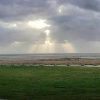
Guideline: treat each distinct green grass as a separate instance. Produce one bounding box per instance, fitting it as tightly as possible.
[0,65,100,100]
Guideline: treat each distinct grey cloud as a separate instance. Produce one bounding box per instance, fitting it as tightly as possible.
[49,14,100,43]
[58,0,100,12]
[71,0,100,12]
[0,0,51,21]
[72,40,100,53]
[0,0,100,53]
[0,0,100,21]
[0,27,46,46]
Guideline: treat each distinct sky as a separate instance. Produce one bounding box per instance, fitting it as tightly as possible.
[0,0,100,53]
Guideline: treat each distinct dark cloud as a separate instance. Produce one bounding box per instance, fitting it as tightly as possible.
[0,0,100,20]
[0,0,51,21]
[0,0,100,53]
[58,0,100,12]
[72,0,100,11]
[49,13,100,42]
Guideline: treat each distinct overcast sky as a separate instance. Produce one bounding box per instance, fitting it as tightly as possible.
[0,0,100,53]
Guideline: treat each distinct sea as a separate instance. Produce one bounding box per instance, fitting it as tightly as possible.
[0,53,100,61]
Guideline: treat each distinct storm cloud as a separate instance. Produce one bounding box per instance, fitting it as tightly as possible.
[0,0,100,53]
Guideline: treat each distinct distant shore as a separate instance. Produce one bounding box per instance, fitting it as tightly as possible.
[0,58,100,65]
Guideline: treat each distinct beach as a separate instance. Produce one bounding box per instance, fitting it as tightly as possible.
[0,58,99,65]
[0,53,100,65]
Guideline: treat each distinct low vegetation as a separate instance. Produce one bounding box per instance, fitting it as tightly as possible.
[0,65,100,100]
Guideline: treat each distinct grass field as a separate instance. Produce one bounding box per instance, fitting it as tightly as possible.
[0,65,100,100]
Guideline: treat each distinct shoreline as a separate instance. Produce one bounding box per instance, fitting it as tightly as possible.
[0,58,100,65]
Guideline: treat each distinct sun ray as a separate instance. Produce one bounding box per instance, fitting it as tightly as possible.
[28,19,50,29]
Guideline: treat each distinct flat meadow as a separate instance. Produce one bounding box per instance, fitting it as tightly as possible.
[0,65,100,100]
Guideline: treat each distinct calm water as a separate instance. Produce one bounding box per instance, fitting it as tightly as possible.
[0,53,100,60]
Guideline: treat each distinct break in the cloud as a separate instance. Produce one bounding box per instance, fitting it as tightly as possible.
[0,0,100,53]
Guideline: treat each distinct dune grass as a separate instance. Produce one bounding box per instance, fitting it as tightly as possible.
[0,65,100,100]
